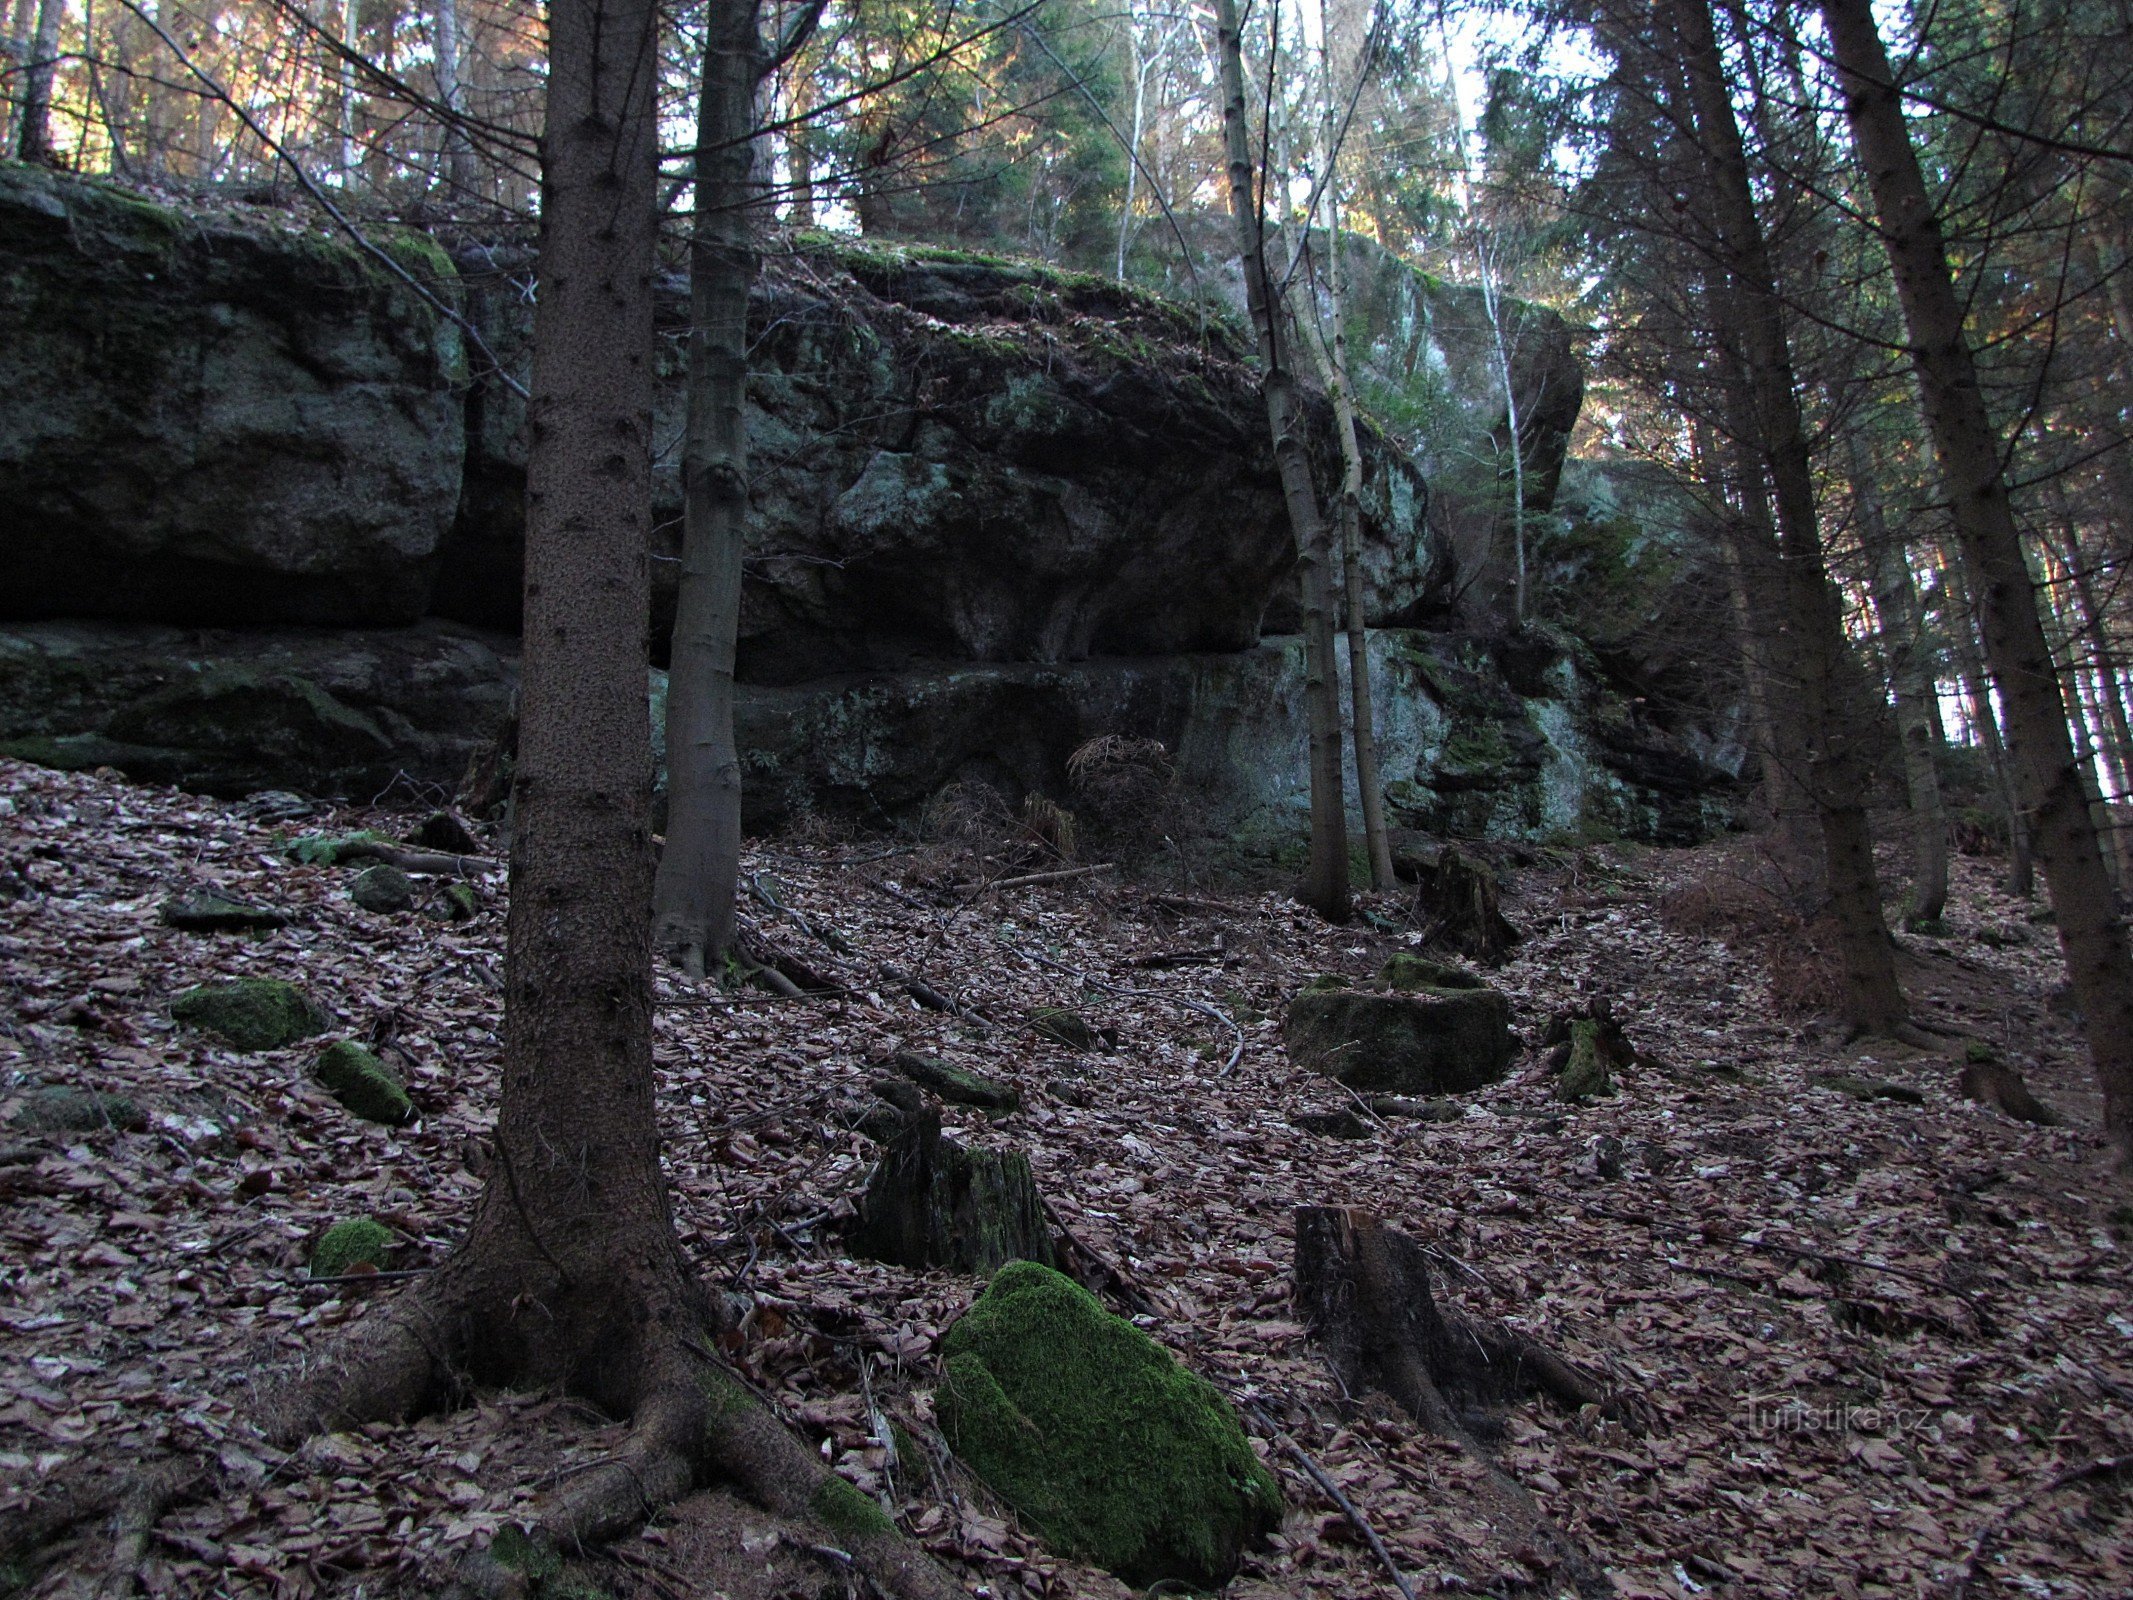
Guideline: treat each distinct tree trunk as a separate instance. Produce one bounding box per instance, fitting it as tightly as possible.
[651,0,764,978]
[1849,434,1948,923]
[432,0,479,206]
[1673,0,1905,1034]
[1821,0,2133,1163]
[1942,554,2035,893]
[15,0,61,164]
[1214,0,1348,922]
[1477,256,1529,625]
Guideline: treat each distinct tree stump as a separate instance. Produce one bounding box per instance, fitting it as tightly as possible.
[851,1108,1057,1274]
[1408,847,1521,964]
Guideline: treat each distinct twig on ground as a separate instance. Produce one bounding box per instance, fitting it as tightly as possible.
[1243,1402,1419,1600]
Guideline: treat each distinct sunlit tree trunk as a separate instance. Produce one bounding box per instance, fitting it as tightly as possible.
[1215,0,1348,922]
[1674,0,1906,1034]
[1822,0,2133,1162]
[15,0,61,164]
[653,0,768,977]
[433,0,478,205]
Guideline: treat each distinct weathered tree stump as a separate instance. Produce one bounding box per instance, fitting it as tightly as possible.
[1541,997,1638,1103]
[850,1108,1057,1274]
[1959,1051,2060,1125]
[1406,846,1522,964]
[1292,1207,1605,1431]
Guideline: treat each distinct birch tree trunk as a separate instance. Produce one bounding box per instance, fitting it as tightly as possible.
[1215,0,1348,921]
[1821,0,2133,1162]
[652,0,767,977]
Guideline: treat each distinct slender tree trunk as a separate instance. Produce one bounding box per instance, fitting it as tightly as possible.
[1822,0,2133,1161]
[1116,7,1145,281]
[1942,554,2035,893]
[651,0,764,977]
[1477,256,1529,625]
[15,0,61,164]
[786,74,816,228]
[1674,0,1905,1033]
[1215,0,1348,921]
[432,0,478,205]
[1849,435,1948,923]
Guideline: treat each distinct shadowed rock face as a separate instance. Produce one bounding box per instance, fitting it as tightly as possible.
[437,239,1444,679]
[0,167,467,627]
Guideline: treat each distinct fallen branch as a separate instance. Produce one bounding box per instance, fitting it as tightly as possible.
[1243,1402,1419,1600]
[336,840,498,877]
[979,863,1116,893]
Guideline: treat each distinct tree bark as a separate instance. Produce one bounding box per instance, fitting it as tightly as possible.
[651,0,764,978]
[1941,553,2035,893]
[14,0,61,164]
[1848,434,1948,924]
[1673,0,1905,1034]
[1821,0,2133,1163]
[432,0,479,206]
[1214,0,1348,922]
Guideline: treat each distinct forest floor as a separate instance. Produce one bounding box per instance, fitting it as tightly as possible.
[2,756,2130,1600]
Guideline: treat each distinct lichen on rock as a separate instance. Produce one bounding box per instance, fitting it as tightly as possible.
[171,978,330,1051]
[939,1261,1279,1587]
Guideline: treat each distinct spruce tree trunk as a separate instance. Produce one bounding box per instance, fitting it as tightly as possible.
[1821,0,2133,1162]
[1673,0,1905,1033]
[1215,0,1349,921]
[1849,436,1948,923]
[651,0,765,978]
[433,0,479,206]
[1942,556,2035,894]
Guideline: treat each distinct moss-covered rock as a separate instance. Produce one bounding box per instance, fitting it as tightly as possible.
[171,978,330,1050]
[10,1085,145,1133]
[349,864,415,914]
[1811,1071,1924,1106]
[310,1216,392,1277]
[1286,981,1514,1096]
[1378,952,1484,991]
[941,1262,1279,1586]
[288,830,388,866]
[160,890,288,932]
[1556,1018,1618,1103]
[315,1040,412,1125]
[1030,1007,1100,1049]
[892,1050,1020,1110]
[439,881,480,921]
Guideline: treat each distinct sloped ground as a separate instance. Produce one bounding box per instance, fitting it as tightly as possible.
[1,757,2128,1600]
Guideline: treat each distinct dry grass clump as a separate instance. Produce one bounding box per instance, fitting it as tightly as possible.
[1068,735,1177,831]
[1661,850,1844,1016]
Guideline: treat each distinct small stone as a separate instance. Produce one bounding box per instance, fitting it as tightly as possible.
[893,1050,1020,1110]
[1030,1007,1101,1049]
[287,830,388,867]
[1290,1108,1371,1139]
[171,978,330,1051]
[310,1217,393,1278]
[438,881,479,921]
[315,1040,413,1126]
[160,890,288,933]
[349,864,415,914]
[10,1086,145,1133]
[410,810,483,855]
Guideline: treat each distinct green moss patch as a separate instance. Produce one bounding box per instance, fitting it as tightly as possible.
[893,1050,1019,1110]
[809,1474,895,1542]
[310,1217,392,1277]
[171,978,330,1051]
[10,1085,145,1133]
[315,1040,412,1125]
[1556,1018,1618,1103]
[349,863,415,914]
[940,1261,1279,1587]
[1377,952,1484,991]
[287,830,388,866]
[160,891,288,932]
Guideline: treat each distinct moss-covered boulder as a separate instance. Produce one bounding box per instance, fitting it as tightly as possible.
[1286,978,1514,1095]
[10,1085,145,1133]
[171,978,330,1051]
[349,864,415,914]
[1030,1007,1100,1049]
[310,1217,392,1277]
[940,1262,1280,1586]
[315,1040,412,1125]
[1378,951,1485,992]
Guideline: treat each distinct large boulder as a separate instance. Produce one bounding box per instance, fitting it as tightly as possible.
[0,619,514,798]
[0,168,467,626]
[438,238,1444,673]
[939,1261,1281,1587]
[1286,968,1516,1095]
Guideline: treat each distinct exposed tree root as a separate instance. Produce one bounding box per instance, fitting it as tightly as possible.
[1294,1206,1618,1599]
[1,1454,207,1598]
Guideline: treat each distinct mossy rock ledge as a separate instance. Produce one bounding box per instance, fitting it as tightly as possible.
[171,978,330,1051]
[1286,964,1514,1096]
[940,1262,1280,1587]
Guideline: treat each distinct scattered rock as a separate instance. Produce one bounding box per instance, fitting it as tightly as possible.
[1378,951,1486,991]
[288,830,390,867]
[349,864,416,914]
[310,1217,393,1278]
[438,881,480,921]
[1958,1046,2060,1126]
[171,978,330,1051]
[315,1041,413,1126]
[849,1107,1056,1274]
[1030,1007,1104,1049]
[1285,972,1514,1096]
[159,890,288,933]
[10,1085,145,1133]
[1810,1071,1925,1105]
[1290,1107,1372,1139]
[892,1050,1020,1111]
[939,1260,1281,1588]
